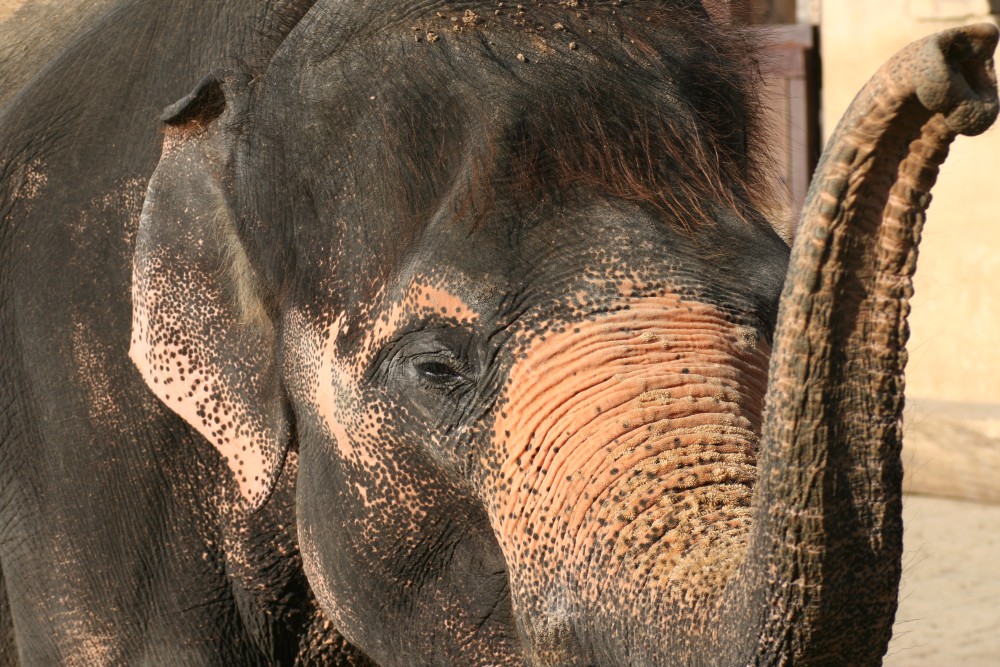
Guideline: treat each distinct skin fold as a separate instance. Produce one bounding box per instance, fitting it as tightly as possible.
[1,1,997,665]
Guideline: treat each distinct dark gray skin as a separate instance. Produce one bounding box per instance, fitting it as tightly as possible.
[2,1,998,666]
[0,1,365,664]
[0,0,119,110]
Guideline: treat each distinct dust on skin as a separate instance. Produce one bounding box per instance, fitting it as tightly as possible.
[409,2,605,58]
[299,520,350,638]
[21,160,47,200]
[487,285,771,638]
[84,177,146,250]
[6,159,48,216]
[66,179,152,436]
[53,600,115,667]
[46,537,118,666]
[68,176,148,432]
[71,320,126,432]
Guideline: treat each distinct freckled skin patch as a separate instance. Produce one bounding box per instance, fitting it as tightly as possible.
[285,274,524,665]
[486,291,770,661]
[130,121,287,508]
[286,279,481,471]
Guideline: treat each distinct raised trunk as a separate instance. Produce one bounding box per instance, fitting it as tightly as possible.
[718,24,999,664]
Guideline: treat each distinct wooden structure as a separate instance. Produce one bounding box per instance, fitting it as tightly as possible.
[755,24,821,235]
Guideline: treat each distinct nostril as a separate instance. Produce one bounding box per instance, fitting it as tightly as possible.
[948,38,997,99]
[958,26,999,96]
[958,55,994,96]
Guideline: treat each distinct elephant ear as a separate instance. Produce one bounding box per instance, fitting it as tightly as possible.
[130,74,287,510]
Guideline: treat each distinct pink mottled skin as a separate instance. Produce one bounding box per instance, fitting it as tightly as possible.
[2,0,995,663]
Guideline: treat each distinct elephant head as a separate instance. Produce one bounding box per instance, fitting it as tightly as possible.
[129,1,999,664]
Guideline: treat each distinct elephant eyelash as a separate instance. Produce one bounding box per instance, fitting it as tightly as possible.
[410,353,475,393]
[416,360,465,382]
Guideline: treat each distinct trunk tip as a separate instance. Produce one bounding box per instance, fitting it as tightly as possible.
[918,23,1000,136]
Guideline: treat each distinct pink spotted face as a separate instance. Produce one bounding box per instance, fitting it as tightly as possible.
[277,201,788,666]
[282,269,521,664]
[205,9,794,662]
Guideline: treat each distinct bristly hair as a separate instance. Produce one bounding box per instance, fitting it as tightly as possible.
[508,1,772,233]
[373,0,775,238]
[236,0,779,296]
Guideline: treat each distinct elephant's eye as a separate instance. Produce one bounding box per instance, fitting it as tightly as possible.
[412,357,469,391]
[416,360,465,384]
[380,329,478,408]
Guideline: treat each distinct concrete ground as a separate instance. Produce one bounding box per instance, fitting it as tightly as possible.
[888,401,1000,665]
[886,494,1000,666]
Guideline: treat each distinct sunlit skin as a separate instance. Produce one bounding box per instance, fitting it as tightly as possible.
[2,0,996,663]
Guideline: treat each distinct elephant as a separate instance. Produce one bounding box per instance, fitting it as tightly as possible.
[1,0,997,665]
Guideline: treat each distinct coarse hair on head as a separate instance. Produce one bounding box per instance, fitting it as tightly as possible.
[372,0,776,237]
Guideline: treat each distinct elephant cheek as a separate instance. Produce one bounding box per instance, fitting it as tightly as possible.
[299,514,350,632]
[484,296,770,655]
[282,311,387,636]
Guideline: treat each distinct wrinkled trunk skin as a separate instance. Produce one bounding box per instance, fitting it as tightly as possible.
[486,294,772,665]
[719,24,1000,665]
[488,25,998,666]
